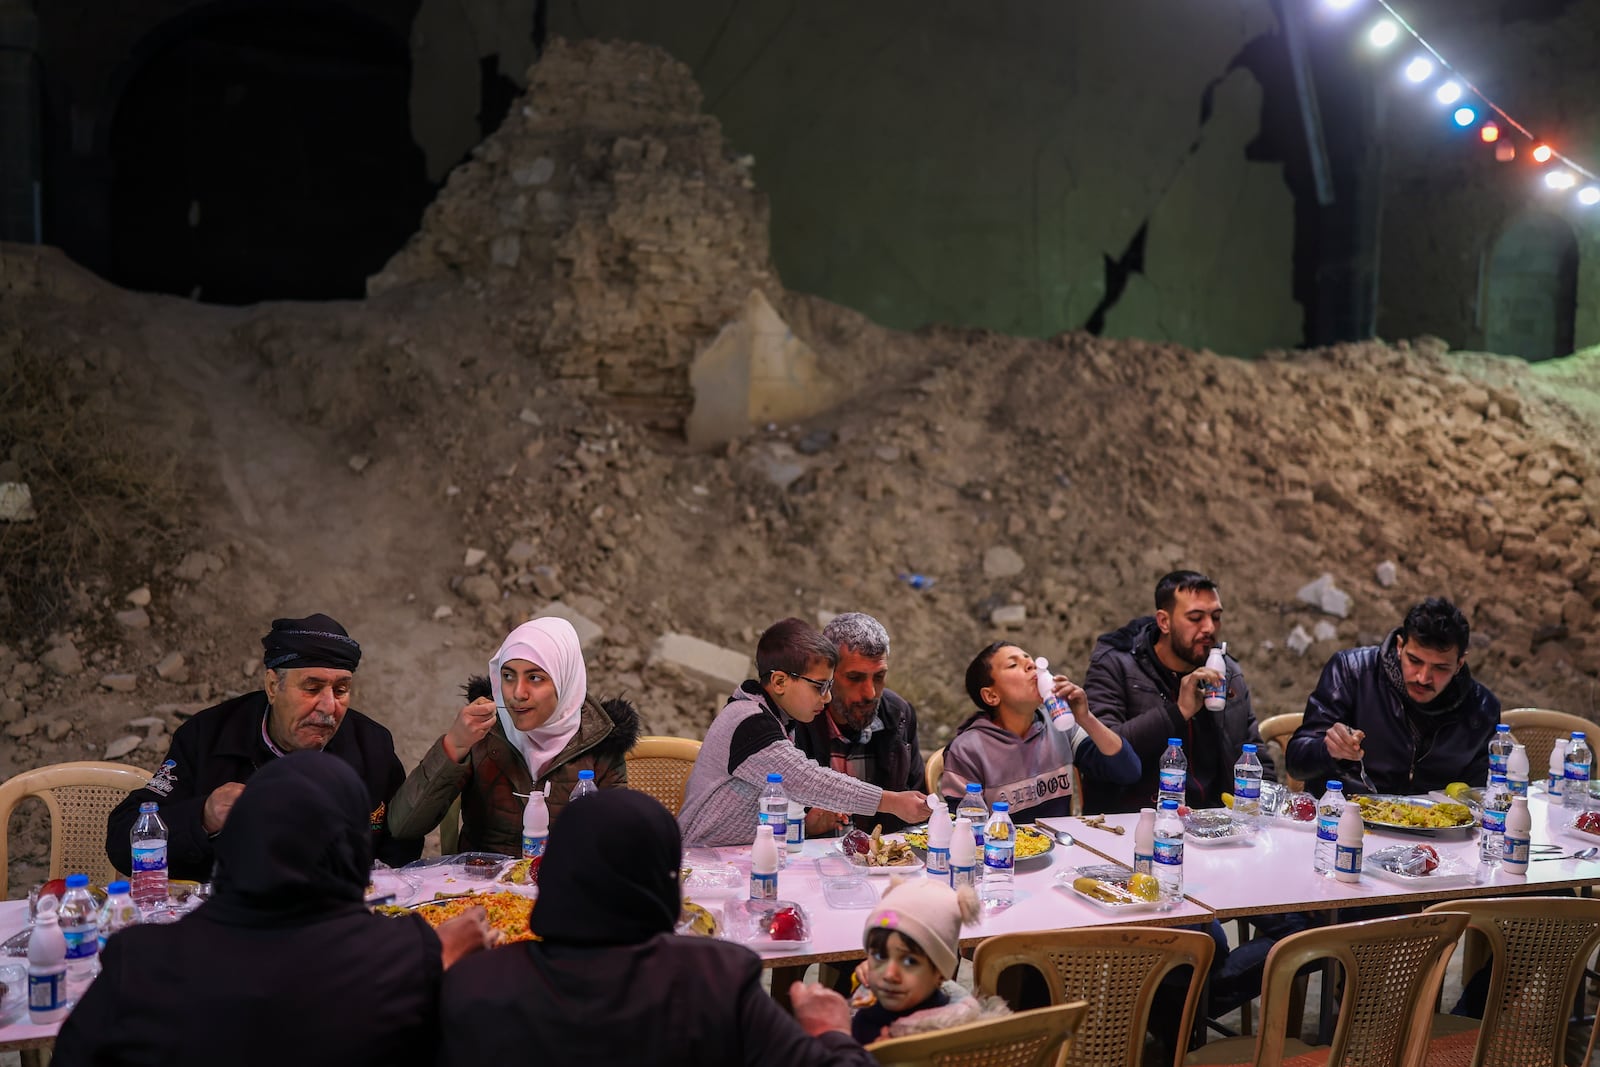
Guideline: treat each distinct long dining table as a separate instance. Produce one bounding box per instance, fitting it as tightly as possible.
[3,789,1597,1055]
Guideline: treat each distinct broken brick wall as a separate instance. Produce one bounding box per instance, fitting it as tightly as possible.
[1374,0,1600,358]
[419,0,1302,357]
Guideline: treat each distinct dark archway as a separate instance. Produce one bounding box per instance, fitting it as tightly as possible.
[1483,211,1579,362]
[108,4,433,304]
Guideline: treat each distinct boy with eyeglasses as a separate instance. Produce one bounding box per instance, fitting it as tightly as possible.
[679,617,931,846]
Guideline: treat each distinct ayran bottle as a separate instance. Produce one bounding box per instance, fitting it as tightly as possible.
[1502,796,1532,875]
[949,816,978,891]
[785,801,805,853]
[1202,644,1229,711]
[1549,737,1569,800]
[749,824,779,901]
[1035,657,1075,732]
[1506,743,1529,798]
[925,801,953,882]
[1334,800,1364,883]
[1132,807,1156,876]
[520,788,550,883]
[27,897,70,1023]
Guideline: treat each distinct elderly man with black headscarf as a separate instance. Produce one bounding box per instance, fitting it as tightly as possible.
[57,752,493,1067]
[106,612,423,880]
[438,789,877,1067]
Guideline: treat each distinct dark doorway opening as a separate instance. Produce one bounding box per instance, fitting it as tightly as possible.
[108,5,434,304]
[1482,212,1579,362]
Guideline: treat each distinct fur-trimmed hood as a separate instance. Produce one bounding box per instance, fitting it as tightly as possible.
[465,675,641,758]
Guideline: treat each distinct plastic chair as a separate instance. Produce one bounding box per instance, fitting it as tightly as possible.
[867,1000,1088,1067]
[625,735,701,816]
[1499,708,1593,783]
[1185,911,1469,1067]
[974,927,1215,1067]
[1419,896,1600,1067]
[0,760,152,884]
[1256,713,1304,793]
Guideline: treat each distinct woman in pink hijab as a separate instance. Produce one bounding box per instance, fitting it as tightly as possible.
[388,617,640,854]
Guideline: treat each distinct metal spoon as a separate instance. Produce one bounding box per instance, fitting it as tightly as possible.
[1048,827,1076,848]
[1532,846,1600,862]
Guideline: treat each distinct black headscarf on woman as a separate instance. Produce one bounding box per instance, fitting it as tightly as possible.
[204,750,373,927]
[528,789,682,946]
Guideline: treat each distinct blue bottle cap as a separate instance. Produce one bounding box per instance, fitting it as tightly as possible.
[1168,738,1182,747]
[1327,780,1343,790]
[139,802,157,813]
[1242,743,1257,753]
[578,770,595,781]
[65,874,89,888]
[107,881,130,894]
[993,802,1009,812]
[766,773,782,783]
[1159,799,1179,810]
[1496,724,1510,732]
[1575,732,1587,740]
[966,782,983,793]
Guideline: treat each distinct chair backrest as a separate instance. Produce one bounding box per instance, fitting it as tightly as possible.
[0,761,152,885]
[1255,713,1304,792]
[927,747,945,795]
[1500,708,1594,781]
[1252,911,1468,1067]
[867,1001,1087,1067]
[973,927,1215,1067]
[1422,896,1600,1067]
[625,735,702,816]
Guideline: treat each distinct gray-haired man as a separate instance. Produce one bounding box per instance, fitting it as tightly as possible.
[792,613,927,835]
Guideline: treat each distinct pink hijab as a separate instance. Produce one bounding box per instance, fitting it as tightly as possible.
[490,617,588,779]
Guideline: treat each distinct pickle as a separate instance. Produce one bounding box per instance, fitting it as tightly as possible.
[1072,876,1136,904]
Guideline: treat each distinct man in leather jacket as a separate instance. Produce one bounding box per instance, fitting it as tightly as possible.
[1287,597,1501,796]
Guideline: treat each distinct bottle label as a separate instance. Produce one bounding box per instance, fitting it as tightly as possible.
[1504,833,1531,867]
[983,842,1014,871]
[521,834,547,863]
[950,864,977,890]
[1507,776,1528,797]
[925,845,950,875]
[1133,851,1153,876]
[785,819,803,849]
[1334,843,1362,876]
[1154,837,1183,867]
[131,844,167,872]
[1550,774,1566,797]
[749,872,778,901]
[1566,760,1590,784]
[1158,769,1185,795]
[758,810,788,840]
[1042,694,1074,728]
[63,925,97,961]
[29,970,65,1013]
[1316,813,1339,843]
[1481,809,1506,834]
[1233,775,1260,800]
[1489,754,1508,775]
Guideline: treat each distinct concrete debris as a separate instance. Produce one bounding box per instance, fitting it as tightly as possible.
[0,482,37,522]
[1375,560,1397,588]
[991,605,1028,628]
[99,673,138,693]
[125,586,152,607]
[983,546,1026,579]
[173,550,224,583]
[1312,620,1339,643]
[115,608,150,630]
[104,735,143,760]
[1285,625,1314,656]
[155,652,189,684]
[647,632,751,694]
[458,574,501,607]
[463,547,487,569]
[40,641,83,677]
[538,601,604,647]
[1296,573,1352,618]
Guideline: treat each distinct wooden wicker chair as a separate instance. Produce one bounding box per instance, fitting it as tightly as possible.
[1419,896,1600,1067]
[0,760,151,885]
[1499,708,1594,783]
[974,927,1215,1067]
[867,1001,1088,1067]
[1186,911,1469,1067]
[625,735,701,816]
[1255,713,1303,793]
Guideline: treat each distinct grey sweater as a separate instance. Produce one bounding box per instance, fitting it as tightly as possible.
[679,682,884,846]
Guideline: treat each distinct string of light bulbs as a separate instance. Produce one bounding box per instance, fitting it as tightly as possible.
[1322,0,1600,207]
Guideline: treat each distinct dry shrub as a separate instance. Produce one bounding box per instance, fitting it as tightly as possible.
[0,336,187,642]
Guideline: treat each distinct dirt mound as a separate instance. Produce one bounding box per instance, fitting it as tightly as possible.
[4,38,1599,893]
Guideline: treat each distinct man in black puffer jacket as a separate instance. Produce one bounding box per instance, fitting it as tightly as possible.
[1288,597,1500,796]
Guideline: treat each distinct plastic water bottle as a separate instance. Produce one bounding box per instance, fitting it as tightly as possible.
[1154,799,1184,901]
[925,801,953,882]
[1202,644,1229,711]
[521,788,550,882]
[1503,796,1531,876]
[1132,807,1156,876]
[1232,744,1263,829]
[749,824,779,900]
[950,816,978,891]
[1035,657,1074,732]
[1506,743,1529,798]
[1564,732,1592,811]
[1312,781,1345,875]
[759,774,788,869]
[980,801,1016,909]
[59,873,99,995]
[97,880,140,952]
[130,801,169,912]
[956,783,988,851]
[1158,739,1186,808]
[1487,724,1514,786]
[1479,774,1510,867]
[785,800,804,853]
[28,896,70,1023]
[1549,738,1569,799]
[1334,802,1363,883]
[570,768,598,802]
